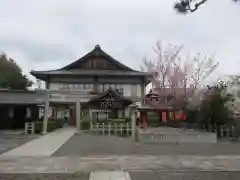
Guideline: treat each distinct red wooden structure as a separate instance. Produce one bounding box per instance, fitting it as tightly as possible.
[137,90,187,126]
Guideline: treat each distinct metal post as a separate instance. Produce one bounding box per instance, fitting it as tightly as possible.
[108,123,111,136]
[31,122,35,134]
[102,123,105,135]
[97,123,99,135]
[114,123,117,135]
[120,124,123,136]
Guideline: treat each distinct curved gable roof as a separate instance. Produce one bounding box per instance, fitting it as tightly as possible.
[60,45,134,71]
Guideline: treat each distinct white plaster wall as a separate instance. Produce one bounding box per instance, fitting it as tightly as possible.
[49,82,143,98]
[49,83,62,90]
[137,84,141,97]
[124,108,129,118]
[123,84,131,96]
[118,110,123,118]
[48,107,53,118]
[122,84,141,97]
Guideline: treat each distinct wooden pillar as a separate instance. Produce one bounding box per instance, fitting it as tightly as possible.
[42,92,50,134]
[159,111,162,122]
[162,111,167,122]
[76,99,81,131]
[140,111,143,126]
[141,111,147,127]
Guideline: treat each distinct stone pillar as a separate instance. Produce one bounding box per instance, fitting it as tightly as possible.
[124,108,129,118]
[76,99,81,131]
[131,106,138,142]
[42,92,50,134]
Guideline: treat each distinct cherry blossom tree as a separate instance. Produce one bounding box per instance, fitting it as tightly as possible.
[141,41,219,110]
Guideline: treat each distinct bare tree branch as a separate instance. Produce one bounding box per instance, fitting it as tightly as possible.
[141,41,219,109]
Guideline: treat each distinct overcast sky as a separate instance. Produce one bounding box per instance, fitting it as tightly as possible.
[0,0,239,86]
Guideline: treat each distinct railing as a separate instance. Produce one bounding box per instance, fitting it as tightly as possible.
[213,125,238,140]
[161,123,240,140]
[90,122,132,136]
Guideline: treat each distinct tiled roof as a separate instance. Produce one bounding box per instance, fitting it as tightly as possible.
[61,45,134,71]
[30,45,151,80]
[0,90,46,104]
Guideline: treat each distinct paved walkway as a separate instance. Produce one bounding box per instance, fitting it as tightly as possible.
[90,171,131,180]
[0,127,76,157]
[0,134,38,155]
[1,155,240,173]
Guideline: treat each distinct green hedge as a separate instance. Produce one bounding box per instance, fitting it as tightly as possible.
[108,118,126,123]
[80,116,92,130]
[34,118,64,133]
[147,118,160,126]
[81,120,91,130]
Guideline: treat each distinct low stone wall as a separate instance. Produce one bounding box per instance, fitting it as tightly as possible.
[139,127,217,143]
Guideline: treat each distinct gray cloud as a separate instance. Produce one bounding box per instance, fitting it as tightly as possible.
[0,0,239,85]
[0,37,75,63]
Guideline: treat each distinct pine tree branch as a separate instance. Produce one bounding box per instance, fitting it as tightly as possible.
[187,0,208,12]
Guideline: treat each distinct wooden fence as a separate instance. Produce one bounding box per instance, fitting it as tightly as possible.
[90,122,132,136]
[24,122,35,134]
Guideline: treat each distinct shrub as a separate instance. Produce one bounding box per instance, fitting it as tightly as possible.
[110,118,126,123]
[147,118,160,126]
[48,118,65,128]
[80,120,91,130]
[82,116,92,122]
[34,120,62,134]
[124,117,131,123]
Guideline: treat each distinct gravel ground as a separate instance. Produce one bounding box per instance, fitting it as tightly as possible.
[53,133,240,156]
[0,171,240,180]
[129,171,240,180]
[0,134,38,155]
[0,173,89,180]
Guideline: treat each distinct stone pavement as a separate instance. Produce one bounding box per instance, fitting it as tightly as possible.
[0,127,76,157]
[1,171,240,180]
[1,155,240,173]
